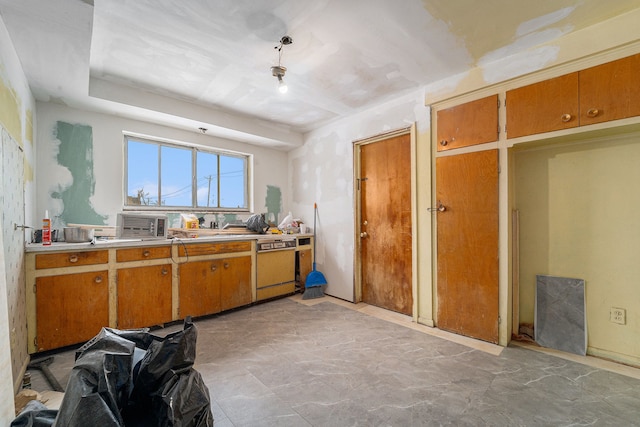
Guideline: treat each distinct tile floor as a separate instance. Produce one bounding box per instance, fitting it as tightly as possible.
[26,295,640,426]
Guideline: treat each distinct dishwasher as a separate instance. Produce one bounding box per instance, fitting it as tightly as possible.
[256,237,296,301]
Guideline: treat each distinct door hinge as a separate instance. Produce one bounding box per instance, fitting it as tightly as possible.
[498,315,502,324]
[34,336,37,348]
[33,283,36,294]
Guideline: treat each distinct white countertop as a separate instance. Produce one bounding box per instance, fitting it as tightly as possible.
[25,233,312,252]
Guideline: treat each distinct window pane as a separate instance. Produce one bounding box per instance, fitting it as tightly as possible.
[220,155,246,208]
[160,145,192,207]
[196,151,218,207]
[127,140,159,206]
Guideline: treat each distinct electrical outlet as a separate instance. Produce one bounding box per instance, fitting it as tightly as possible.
[610,307,626,325]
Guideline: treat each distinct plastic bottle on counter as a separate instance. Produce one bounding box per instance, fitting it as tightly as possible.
[42,210,52,246]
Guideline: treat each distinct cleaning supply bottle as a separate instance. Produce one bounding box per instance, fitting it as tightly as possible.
[42,210,52,246]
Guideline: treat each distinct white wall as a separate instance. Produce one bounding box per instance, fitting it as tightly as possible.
[289,90,431,303]
[1,11,36,422]
[35,102,290,229]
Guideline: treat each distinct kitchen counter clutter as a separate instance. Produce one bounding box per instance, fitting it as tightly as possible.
[24,233,313,353]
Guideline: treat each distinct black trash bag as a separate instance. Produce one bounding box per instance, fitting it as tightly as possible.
[10,400,57,427]
[246,213,269,234]
[53,328,139,427]
[123,318,214,427]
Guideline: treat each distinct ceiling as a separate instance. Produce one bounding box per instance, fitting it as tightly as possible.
[2,0,640,150]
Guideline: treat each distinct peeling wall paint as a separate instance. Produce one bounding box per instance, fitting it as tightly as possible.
[264,185,282,224]
[0,74,21,145]
[52,121,107,226]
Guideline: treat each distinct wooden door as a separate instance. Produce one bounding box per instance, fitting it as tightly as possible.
[360,133,412,315]
[179,260,221,318]
[436,150,499,343]
[580,53,640,125]
[220,256,252,311]
[437,95,499,151]
[36,271,109,351]
[506,73,579,138]
[117,264,172,329]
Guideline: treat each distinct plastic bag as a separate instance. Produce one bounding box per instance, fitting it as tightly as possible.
[246,213,269,234]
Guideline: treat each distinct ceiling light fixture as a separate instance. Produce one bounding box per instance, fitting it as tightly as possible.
[271,35,293,94]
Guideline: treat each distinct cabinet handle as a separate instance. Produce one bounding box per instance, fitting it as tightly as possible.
[587,108,600,118]
[68,255,78,263]
[95,275,103,284]
[143,250,150,257]
[561,113,572,123]
[301,252,305,257]
[439,139,448,146]
[223,262,230,269]
[161,268,169,276]
[210,264,217,272]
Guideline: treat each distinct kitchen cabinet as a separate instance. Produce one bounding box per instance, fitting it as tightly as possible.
[117,264,173,329]
[179,260,222,318]
[297,249,312,287]
[35,270,109,352]
[507,53,640,139]
[219,256,252,311]
[579,53,640,125]
[506,73,579,138]
[436,94,499,151]
[179,256,251,317]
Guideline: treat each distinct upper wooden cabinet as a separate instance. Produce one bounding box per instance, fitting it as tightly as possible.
[506,73,579,138]
[579,53,640,125]
[436,94,499,151]
[507,53,640,139]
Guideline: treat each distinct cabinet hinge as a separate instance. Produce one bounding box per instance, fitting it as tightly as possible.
[498,315,502,324]
[33,284,36,294]
[34,336,37,348]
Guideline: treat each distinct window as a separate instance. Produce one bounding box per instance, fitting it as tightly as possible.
[125,135,250,211]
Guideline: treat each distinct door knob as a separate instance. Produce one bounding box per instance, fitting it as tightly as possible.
[428,202,447,212]
[360,232,368,238]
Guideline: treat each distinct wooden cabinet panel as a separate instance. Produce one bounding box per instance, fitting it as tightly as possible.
[178,241,251,257]
[298,249,312,287]
[507,72,579,138]
[220,256,252,311]
[36,250,108,269]
[36,270,109,351]
[579,53,640,125]
[179,260,221,318]
[117,264,172,329]
[116,246,171,262]
[436,94,498,151]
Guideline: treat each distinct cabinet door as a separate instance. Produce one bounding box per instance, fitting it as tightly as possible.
[36,271,109,351]
[220,256,252,311]
[580,53,640,125]
[507,73,579,138]
[179,260,221,318]
[117,264,172,329]
[298,249,312,287]
[436,94,498,151]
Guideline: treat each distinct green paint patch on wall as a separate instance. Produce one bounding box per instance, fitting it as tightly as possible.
[265,185,282,224]
[52,121,107,225]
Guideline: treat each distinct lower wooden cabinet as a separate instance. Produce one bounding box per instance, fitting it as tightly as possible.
[297,249,312,287]
[179,260,222,318]
[117,264,173,329]
[179,256,252,317]
[35,270,109,352]
[220,256,252,311]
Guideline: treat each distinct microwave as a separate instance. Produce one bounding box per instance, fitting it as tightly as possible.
[117,213,168,240]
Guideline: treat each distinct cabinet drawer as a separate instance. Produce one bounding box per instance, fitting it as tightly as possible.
[178,241,251,257]
[35,250,108,269]
[116,246,171,262]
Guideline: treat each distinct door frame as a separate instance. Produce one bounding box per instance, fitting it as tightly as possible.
[352,125,418,318]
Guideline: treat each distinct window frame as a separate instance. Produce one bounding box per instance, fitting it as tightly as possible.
[123,134,252,213]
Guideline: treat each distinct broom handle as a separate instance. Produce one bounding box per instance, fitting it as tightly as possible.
[313,202,317,265]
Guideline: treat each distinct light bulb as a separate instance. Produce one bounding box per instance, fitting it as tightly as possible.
[278,79,288,93]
